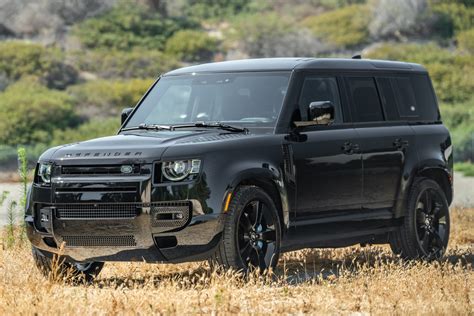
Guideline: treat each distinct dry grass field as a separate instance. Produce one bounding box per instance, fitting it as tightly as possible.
[0,207,473,315]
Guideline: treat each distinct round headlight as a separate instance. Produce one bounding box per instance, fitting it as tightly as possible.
[38,163,52,184]
[162,159,201,181]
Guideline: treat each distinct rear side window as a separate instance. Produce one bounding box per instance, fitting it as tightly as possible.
[346,77,384,122]
[381,74,439,122]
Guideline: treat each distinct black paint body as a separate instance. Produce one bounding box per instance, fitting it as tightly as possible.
[26,58,453,263]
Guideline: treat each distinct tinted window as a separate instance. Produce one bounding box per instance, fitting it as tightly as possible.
[392,75,439,121]
[347,77,384,122]
[298,76,343,123]
[376,78,399,121]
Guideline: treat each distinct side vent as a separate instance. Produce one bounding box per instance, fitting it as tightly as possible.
[282,144,295,183]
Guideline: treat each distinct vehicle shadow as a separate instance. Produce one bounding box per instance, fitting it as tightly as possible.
[95,246,474,288]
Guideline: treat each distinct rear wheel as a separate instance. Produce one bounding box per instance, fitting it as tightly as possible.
[210,185,281,272]
[32,246,104,282]
[390,178,450,260]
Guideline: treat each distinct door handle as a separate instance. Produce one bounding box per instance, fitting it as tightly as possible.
[393,138,409,150]
[342,142,359,154]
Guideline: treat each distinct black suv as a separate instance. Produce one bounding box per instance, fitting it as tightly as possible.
[26,58,453,280]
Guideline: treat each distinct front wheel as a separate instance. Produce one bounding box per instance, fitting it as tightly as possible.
[32,246,104,282]
[390,178,450,260]
[210,185,281,272]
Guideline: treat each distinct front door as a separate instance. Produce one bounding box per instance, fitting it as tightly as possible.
[289,75,363,226]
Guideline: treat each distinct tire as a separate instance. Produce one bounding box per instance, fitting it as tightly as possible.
[390,177,450,260]
[210,185,281,272]
[32,246,104,282]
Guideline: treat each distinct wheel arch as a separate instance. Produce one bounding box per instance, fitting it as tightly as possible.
[227,168,290,233]
[416,167,453,205]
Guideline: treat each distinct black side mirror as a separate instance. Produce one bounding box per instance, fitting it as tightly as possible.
[121,107,133,125]
[308,101,334,125]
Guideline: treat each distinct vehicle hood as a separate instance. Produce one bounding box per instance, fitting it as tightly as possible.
[40,130,251,164]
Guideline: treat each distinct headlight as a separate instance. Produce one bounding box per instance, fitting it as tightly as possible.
[37,163,52,184]
[161,159,201,181]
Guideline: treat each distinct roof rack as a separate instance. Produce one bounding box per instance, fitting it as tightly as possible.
[352,54,362,59]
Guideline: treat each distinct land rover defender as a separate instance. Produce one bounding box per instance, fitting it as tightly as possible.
[26,58,453,280]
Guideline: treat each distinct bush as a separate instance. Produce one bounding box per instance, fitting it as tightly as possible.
[50,117,120,146]
[431,2,474,37]
[73,49,181,79]
[0,41,78,89]
[229,13,328,57]
[73,2,196,51]
[302,4,370,48]
[369,0,430,39]
[183,0,251,20]
[454,162,474,177]
[457,29,474,54]
[0,78,78,146]
[67,79,154,117]
[440,97,474,162]
[365,43,474,103]
[165,30,218,62]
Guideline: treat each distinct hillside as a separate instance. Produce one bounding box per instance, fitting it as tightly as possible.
[0,0,472,169]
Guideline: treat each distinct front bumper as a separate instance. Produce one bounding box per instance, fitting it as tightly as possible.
[26,168,224,263]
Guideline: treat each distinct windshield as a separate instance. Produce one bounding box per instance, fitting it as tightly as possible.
[124,72,291,131]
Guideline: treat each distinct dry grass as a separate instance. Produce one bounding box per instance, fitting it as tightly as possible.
[1,208,473,315]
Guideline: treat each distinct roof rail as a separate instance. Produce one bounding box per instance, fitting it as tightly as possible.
[352,54,362,59]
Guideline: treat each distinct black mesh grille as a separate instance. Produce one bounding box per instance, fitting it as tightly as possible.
[56,203,140,219]
[61,164,140,175]
[62,235,136,247]
[151,202,190,228]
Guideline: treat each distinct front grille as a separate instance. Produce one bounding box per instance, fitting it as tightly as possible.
[62,235,136,247]
[56,203,140,219]
[61,164,140,175]
[151,201,190,228]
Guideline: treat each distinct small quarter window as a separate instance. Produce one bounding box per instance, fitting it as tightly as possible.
[347,77,384,122]
[393,77,418,118]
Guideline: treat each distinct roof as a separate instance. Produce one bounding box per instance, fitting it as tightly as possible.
[163,58,427,76]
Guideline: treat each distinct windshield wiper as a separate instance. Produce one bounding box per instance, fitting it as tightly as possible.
[122,123,172,131]
[170,122,248,133]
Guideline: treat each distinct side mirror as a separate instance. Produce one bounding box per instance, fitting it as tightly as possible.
[121,107,133,125]
[308,101,334,125]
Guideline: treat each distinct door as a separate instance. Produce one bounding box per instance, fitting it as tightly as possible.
[345,76,413,210]
[290,76,363,226]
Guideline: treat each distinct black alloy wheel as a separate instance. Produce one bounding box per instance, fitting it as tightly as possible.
[210,185,281,272]
[413,188,449,259]
[390,178,450,260]
[237,199,278,270]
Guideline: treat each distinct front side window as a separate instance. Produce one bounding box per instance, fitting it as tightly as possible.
[347,77,384,122]
[124,72,291,132]
[298,76,343,124]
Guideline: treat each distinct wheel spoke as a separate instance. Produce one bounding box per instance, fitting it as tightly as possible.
[240,242,252,259]
[241,212,253,231]
[252,201,263,228]
[256,248,266,270]
[424,190,433,214]
[421,231,431,250]
[431,230,443,247]
[264,242,275,267]
[260,229,276,242]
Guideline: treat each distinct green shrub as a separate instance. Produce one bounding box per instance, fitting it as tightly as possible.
[228,13,324,57]
[165,30,218,62]
[0,78,78,146]
[365,43,474,103]
[457,29,474,54]
[73,2,197,51]
[440,98,474,162]
[431,2,474,37]
[454,162,474,177]
[302,4,370,48]
[73,49,181,79]
[0,41,78,89]
[184,0,251,20]
[50,118,120,146]
[67,79,154,115]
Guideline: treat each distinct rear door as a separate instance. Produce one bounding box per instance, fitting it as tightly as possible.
[344,76,414,210]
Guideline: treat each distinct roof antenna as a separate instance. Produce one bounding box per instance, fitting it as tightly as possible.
[352,54,362,59]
